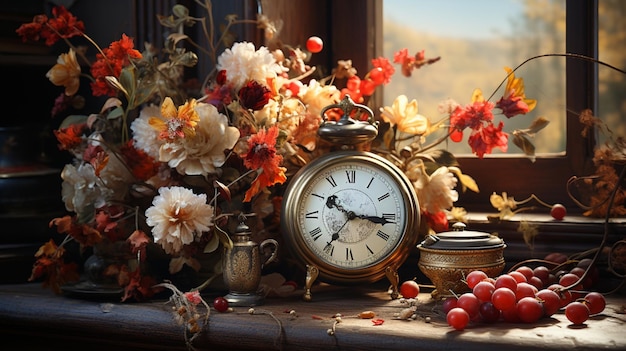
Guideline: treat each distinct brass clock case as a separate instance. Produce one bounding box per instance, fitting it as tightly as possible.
[280,150,420,286]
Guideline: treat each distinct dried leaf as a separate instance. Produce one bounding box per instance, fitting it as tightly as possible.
[203,232,220,253]
[512,134,536,163]
[527,116,550,134]
[518,221,538,250]
[357,311,376,319]
[448,166,479,193]
[214,180,232,201]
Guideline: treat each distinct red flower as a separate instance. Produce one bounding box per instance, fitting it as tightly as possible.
[120,141,160,181]
[496,94,530,118]
[422,210,449,233]
[468,121,508,158]
[243,126,287,202]
[238,80,272,110]
[90,34,142,96]
[15,6,85,46]
[54,123,86,150]
[449,99,495,142]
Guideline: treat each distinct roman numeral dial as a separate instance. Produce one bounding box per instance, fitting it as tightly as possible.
[280,151,419,287]
[296,160,407,269]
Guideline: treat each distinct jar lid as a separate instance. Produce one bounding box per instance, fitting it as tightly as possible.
[417,222,505,250]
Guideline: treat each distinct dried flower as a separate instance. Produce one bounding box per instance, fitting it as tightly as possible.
[145,186,214,256]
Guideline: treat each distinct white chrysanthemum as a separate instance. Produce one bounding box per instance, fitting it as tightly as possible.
[61,162,112,213]
[159,102,240,176]
[299,79,340,116]
[131,104,163,159]
[145,186,214,255]
[414,166,459,214]
[216,41,283,91]
[253,98,279,126]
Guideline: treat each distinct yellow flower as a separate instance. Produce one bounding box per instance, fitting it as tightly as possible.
[46,49,81,96]
[149,97,200,140]
[379,95,429,135]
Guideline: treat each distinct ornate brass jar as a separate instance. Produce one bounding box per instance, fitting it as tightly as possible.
[222,216,278,306]
[417,223,506,299]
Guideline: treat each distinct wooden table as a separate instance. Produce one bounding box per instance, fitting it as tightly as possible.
[0,282,624,350]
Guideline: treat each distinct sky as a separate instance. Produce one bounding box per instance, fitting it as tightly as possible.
[383,0,524,39]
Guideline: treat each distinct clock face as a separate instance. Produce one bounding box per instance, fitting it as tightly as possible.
[281,151,419,283]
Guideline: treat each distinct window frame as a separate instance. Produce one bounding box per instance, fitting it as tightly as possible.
[334,0,599,213]
[187,0,600,214]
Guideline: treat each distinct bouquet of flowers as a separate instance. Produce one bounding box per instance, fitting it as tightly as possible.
[17,3,543,302]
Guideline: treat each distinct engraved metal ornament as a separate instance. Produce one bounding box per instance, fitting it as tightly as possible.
[417,224,506,300]
[222,217,278,306]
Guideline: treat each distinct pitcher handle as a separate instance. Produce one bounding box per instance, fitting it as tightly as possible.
[260,239,279,267]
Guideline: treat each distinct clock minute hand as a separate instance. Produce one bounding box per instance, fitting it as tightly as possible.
[356,214,394,225]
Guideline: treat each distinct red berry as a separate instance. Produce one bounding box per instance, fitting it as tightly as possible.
[550,203,566,220]
[213,296,229,312]
[479,301,501,323]
[306,36,323,53]
[583,292,606,315]
[368,67,385,85]
[536,288,561,317]
[442,296,458,314]
[473,280,496,302]
[533,266,551,286]
[544,252,568,264]
[516,296,544,323]
[359,78,376,96]
[565,301,590,325]
[492,287,517,311]
[466,270,489,289]
[399,280,420,299]
[508,271,528,284]
[515,266,535,281]
[447,307,470,330]
[548,283,573,308]
[515,282,538,301]
[495,274,518,292]
[457,293,481,319]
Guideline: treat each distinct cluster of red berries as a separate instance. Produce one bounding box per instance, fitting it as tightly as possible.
[444,260,606,330]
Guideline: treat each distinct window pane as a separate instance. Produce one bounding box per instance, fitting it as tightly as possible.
[597,0,626,147]
[382,0,566,155]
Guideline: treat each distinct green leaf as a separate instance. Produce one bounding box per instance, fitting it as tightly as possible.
[133,84,158,107]
[106,106,124,120]
[58,114,88,129]
[118,66,137,97]
[172,4,189,18]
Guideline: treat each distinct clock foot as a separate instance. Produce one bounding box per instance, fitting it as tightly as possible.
[303,264,319,302]
[385,266,400,299]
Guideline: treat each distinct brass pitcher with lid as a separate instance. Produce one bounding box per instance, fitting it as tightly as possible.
[222,215,279,306]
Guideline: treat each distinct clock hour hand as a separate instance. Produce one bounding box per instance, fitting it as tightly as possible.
[326,195,347,214]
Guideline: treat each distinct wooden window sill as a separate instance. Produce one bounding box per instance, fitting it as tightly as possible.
[0,282,624,350]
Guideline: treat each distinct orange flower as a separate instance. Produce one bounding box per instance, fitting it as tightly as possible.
[243,126,287,202]
[46,49,81,96]
[29,239,80,294]
[54,123,85,150]
[149,97,200,140]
